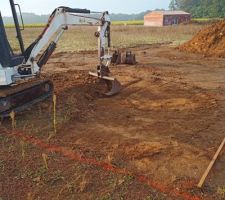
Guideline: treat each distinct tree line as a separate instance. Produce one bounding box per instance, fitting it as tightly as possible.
[169,0,225,18]
[3,11,151,24]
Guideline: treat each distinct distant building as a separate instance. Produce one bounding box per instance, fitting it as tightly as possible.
[144,11,191,27]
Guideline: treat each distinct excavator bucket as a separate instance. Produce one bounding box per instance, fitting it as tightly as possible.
[122,51,136,65]
[89,72,122,96]
[104,78,122,96]
[0,79,53,117]
[111,51,122,65]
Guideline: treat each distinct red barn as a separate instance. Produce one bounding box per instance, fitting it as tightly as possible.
[144,11,191,27]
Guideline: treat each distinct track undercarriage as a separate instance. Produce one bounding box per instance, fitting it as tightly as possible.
[0,79,53,117]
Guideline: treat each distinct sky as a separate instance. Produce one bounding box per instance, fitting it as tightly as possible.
[1,0,170,16]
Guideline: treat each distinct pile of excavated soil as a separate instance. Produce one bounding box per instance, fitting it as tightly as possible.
[180,20,225,57]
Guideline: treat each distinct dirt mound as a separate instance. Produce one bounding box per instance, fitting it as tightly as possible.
[180,20,225,57]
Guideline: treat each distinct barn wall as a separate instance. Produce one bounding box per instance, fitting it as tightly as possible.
[144,14,163,27]
[163,15,191,26]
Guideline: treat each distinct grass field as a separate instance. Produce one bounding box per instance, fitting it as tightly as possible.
[6,24,205,53]
[5,20,144,27]
[112,20,144,25]
[191,18,223,24]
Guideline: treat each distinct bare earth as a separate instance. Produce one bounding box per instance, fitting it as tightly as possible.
[0,44,225,200]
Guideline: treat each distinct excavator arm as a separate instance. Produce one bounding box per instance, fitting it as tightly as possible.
[19,7,111,77]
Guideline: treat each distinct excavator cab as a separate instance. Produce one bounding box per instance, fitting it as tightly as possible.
[0,0,25,68]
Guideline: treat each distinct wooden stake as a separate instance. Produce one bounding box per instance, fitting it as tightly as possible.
[42,153,49,170]
[9,111,16,130]
[197,138,225,188]
[20,140,25,159]
[53,94,57,135]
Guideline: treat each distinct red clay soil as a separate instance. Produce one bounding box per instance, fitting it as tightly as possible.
[180,20,225,57]
[1,45,225,200]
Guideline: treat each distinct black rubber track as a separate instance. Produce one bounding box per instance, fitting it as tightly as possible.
[0,79,53,117]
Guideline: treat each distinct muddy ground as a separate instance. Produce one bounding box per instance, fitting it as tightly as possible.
[0,44,225,200]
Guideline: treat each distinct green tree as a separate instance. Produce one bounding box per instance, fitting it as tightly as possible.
[175,0,225,18]
[169,0,177,11]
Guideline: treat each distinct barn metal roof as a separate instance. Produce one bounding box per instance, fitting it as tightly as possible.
[146,11,190,16]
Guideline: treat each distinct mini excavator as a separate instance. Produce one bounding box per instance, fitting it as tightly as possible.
[0,0,121,117]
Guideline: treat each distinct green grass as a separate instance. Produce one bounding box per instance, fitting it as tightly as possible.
[192,18,222,21]
[191,18,224,23]
[112,20,144,25]
[5,23,45,28]
[5,20,144,28]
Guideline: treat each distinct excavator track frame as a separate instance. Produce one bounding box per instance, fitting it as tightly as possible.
[0,79,53,117]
